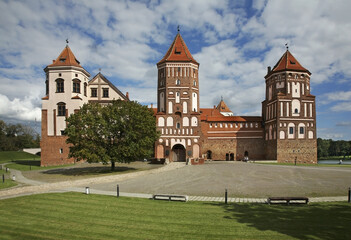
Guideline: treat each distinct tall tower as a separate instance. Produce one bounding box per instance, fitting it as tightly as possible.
[262,49,317,163]
[154,32,201,162]
[41,44,90,166]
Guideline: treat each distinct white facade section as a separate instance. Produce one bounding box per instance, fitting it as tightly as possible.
[192,92,198,112]
[168,101,173,114]
[167,117,173,126]
[292,82,300,98]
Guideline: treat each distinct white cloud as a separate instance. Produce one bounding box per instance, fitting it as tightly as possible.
[0,94,41,121]
[331,102,351,112]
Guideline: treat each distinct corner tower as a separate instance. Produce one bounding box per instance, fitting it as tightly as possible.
[41,44,90,166]
[155,32,201,162]
[262,49,317,163]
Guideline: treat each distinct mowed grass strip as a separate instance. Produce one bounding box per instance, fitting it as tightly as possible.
[0,192,350,240]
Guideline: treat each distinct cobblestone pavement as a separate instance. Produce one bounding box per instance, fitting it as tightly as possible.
[1,162,350,203]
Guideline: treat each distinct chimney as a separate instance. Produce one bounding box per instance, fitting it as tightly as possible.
[126,92,129,100]
[52,60,55,63]
[267,66,271,74]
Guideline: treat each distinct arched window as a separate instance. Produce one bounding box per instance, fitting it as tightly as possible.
[176,122,181,129]
[176,79,181,85]
[56,78,64,93]
[176,92,180,103]
[72,79,81,93]
[57,102,66,116]
[193,80,197,86]
[294,108,298,114]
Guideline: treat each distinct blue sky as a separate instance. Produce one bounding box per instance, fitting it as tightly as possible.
[0,0,350,140]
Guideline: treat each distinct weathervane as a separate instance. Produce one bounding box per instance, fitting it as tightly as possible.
[66,38,69,44]
[285,42,289,50]
[177,25,180,32]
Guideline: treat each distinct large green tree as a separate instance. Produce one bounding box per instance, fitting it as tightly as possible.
[65,100,159,170]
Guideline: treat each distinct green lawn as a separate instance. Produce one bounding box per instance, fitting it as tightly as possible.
[0,192,350,240]
[255,162,351,167]
[0,169,17,189]
[0,151,40,164]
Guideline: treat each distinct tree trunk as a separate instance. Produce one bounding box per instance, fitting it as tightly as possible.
[111,161,115,171]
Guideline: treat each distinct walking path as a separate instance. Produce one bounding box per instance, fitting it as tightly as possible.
[0,162,349,203]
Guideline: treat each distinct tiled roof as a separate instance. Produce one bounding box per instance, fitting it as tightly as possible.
[157,33,199,65]
[200,108,261,122]
[267,50,311,77]
[48,45,82,68]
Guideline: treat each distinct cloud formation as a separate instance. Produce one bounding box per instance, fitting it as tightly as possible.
[0,0,350,139]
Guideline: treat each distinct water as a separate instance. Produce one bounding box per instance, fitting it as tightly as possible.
[318,159,351,165]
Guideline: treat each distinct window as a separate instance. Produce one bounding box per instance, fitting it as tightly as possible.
[60,130,65,136]
[176,79,181,85]
[75,74,78,77]
[103,88,109,98]
[59,73,62,77]
[193,80,196,86]
[91,88,97,97]
[72,79,80,93]
[294,108,298,114]
[57,102,66,116]
[56,79,64,93]
[84,83,87,96]
[45,80,49,95]
[59,148,63,154]
[300,127,304,134]
[176,122,181,129]
[289,127,294,134]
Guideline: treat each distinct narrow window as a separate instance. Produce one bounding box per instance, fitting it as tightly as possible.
[300,127,304,134]
[176,122,181,129]
[103,88,109,98]
[289,127,294,134]
[294,108,298,114]
[57,102,66,116]
[84,83,87,96]
[176,79,181,85]
[45,80,49,95]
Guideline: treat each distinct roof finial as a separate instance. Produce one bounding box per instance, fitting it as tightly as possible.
[177,25,180,33]
[285,42,289,50]
[99,68,101,73]
[66,38,69,45]
[221,96,223,101]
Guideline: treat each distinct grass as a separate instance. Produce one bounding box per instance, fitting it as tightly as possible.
[0,192,350,240]
[0,169,17,189]
[319,155,351,160]
[0,151,40,164]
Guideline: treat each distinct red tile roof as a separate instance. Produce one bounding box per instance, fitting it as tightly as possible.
[267,50,311,77]
[157,33,199,65]
[200,108,261,122]
[48,45,82,68]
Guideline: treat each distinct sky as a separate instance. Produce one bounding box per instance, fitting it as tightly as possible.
[0,0,350,140]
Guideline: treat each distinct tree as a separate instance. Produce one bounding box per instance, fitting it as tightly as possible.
[65,100,159,170]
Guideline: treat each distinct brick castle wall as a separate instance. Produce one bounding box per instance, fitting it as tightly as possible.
[277,139,317,164]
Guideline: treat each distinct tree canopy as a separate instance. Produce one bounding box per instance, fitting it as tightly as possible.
[65,100,159,170]
[0,120,40,151]
[317,138,351,159]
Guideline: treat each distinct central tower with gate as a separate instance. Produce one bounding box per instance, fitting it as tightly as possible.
[154,32,202,162]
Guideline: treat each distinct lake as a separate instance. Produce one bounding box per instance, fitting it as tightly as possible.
[318,159,351,165]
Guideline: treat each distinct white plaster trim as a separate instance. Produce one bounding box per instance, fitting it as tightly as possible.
[208,136,263,139]
[168,87,189,89]
[160,136,200,138]
[208,131,263,133]
[280,118,314,121]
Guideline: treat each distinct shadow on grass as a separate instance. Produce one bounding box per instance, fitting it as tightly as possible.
[12,160,41,166]
[42,166,137,176]
[209,202,351,240]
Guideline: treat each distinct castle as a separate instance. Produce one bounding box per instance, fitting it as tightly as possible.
[41,32,317,166]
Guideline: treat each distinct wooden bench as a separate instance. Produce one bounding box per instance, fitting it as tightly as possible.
[153,194,188,202]
[267,197,309,205]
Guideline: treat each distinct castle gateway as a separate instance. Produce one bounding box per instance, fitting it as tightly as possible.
[41,33,317,166]
[153,33,317,164]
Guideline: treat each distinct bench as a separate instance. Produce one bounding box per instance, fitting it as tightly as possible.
[267,197,309,205]
[153,194,188,202]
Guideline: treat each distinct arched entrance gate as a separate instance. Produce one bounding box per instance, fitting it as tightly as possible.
[172,144,186,162]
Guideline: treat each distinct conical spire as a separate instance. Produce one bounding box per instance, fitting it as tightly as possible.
[157,33,198,65]
[48,45,82,68]
[269,50,311,76]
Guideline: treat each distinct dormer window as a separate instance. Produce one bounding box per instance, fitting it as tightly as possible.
[59,58,66,62]
[290,60,296,64]
[175,47,181,54]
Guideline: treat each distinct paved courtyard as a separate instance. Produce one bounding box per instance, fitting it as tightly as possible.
[89,161,351,198]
